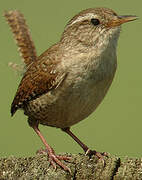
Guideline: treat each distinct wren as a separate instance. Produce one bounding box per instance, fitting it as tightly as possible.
[5,8,137,172]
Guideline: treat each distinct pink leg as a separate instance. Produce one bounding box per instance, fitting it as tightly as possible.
[62,127,107,159]
[32,125,71,172]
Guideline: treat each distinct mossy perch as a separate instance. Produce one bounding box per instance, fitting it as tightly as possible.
[0,153,142,179]
[4,9,140,179]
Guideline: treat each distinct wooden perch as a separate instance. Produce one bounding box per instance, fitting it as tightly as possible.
[0,153,142,179]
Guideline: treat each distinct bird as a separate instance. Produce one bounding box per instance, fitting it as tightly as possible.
[7,8,137,172]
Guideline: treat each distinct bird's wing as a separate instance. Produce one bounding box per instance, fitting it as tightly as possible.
[11,50,67,116]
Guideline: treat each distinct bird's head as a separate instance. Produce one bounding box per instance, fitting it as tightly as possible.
[61,8,137,50]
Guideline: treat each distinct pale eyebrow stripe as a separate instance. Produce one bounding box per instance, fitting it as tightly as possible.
[68,13,96,27]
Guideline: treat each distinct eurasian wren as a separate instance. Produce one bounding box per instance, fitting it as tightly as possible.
[5,8,137,172]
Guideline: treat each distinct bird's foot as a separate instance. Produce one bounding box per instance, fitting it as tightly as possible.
[85,149,108,165]
[36,148,71,172]
[85,149,108,158]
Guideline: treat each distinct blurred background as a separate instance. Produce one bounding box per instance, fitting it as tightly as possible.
[0,0,141,158]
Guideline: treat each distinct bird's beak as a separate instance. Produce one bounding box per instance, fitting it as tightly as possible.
[106,15,138,28]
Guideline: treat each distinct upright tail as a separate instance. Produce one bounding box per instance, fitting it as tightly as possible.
[4,10,37,66]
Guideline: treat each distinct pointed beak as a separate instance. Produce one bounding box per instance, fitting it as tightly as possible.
[106,15,138,28]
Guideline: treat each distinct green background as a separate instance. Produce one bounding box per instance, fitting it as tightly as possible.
[0,0,141,158]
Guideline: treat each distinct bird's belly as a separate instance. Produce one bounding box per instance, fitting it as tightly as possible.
[24,72,114,128]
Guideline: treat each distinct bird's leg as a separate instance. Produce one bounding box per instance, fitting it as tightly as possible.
[62,127,107,159]
[31,124,71,172]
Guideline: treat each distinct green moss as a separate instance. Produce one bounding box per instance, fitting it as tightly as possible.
[0,153,142,179]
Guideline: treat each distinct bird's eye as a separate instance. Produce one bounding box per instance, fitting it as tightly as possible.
[91,18,100,26]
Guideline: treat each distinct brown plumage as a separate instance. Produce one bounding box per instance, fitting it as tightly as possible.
[11,44,67,116]
[5,8,137,172]
[4,10,37,66]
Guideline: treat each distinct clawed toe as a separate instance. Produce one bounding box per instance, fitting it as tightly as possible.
[85,149,108,165]
[36,148,71,172]
[56,155,72,161]
[48,153,71,172]
[85,149,108,158]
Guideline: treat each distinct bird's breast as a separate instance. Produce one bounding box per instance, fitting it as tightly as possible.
[24,52,117,128]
